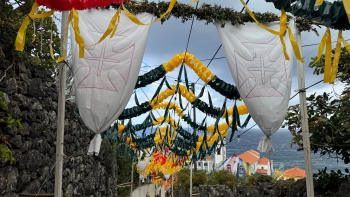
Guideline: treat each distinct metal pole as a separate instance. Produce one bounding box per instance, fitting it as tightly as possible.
[191,83,197,172]
[130,163,134,197]
[171,176,173,197]
[296,26,314,197]
[190,163,192,197]
[54,11,68,197]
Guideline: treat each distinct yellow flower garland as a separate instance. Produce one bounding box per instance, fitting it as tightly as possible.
[162,53,215,83]
[149,84,249,118]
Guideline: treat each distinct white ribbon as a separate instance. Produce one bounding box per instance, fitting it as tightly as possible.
[257,135,274,152]
[87,134,102,156]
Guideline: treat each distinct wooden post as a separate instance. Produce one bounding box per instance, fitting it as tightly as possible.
[171,176,173,197]
[54,11,68,197]
[296,27,314,197]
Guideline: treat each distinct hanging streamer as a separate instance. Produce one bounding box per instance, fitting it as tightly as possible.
[239,0,304,64]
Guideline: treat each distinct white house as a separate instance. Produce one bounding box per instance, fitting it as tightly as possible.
[214,138,226,166]
[196,155,213,172]
[237,149,273,175]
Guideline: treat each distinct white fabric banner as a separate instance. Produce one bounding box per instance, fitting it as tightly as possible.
[72,9,153,155]
[216,21,294,152]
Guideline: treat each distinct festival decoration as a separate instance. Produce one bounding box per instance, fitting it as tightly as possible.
[120,83,245,120]
[72,9,152,155]
[311,29,350,84]
[216,20,294,152]
[138,150,184,178]
[15,0,177,61]
[134,53,241,100]
[35,0,128,11]
[267,0,350,30]
[265,0,350,83]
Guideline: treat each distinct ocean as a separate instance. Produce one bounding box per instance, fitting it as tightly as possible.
[224,128,349,173]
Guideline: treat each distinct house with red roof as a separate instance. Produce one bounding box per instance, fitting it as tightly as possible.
[283,167,306,180]
[238,149,274,176]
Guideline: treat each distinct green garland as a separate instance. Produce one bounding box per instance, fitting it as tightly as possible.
[135,65,166,89]
[107,1,314,32]
[266,0,349,30]
[133,64,241,100]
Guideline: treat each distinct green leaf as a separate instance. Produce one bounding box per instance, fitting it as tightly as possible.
[150,111,158,122]
[197,84,206,99]
[177,63,184,83]
[325,135,332,143]
[134,92,140,106]
[183,65,190,91]
[151,77,166,101]
[208,91,213,108]
[0,144,14,165]
[0,101,8,111]
[178,88,184,109]
[164,77,172,90]
[179,103,189,116]
[161,96,174,125]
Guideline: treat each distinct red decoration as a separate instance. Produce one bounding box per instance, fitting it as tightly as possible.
[36,0,129,11]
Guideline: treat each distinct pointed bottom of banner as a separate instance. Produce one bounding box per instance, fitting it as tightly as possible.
[257,136,274,152]
[87,134,102,156]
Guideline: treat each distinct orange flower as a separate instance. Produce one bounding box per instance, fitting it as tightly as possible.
[118,125,125,134]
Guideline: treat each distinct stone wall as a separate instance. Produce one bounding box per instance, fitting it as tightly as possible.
[173,179,350,197]
[0,56,118,196]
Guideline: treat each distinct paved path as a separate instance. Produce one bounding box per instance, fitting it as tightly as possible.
[132,184,168,197]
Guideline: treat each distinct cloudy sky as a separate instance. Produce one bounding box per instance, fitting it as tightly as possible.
[121,0,348,134]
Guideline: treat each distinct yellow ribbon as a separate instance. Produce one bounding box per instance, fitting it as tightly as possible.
[70,9,85,58]
[313,28,332,83]
[15,2,54,51]
[239,0,304,63]
[330,30,343,83]
[188,0,199,6]
[279,9,289,60]
[342,36,350,54]
[324,29,332,83]
[315,0,324,6]
[54,12,72,63]
[343,1,350,25]
[239,0,279,35]
[287,26,304,64]
[122,0,177,25]
[87,6,122,48]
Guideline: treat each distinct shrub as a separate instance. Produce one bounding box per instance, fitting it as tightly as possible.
[175,168,207,188]
[207,170,238,187]
[313,167,350,194]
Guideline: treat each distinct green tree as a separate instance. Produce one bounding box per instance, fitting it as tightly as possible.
[175,168,207,188]
[284,47,350,164]
[207,170,237,187]
[1,0,61,68]
[100,139,140,197]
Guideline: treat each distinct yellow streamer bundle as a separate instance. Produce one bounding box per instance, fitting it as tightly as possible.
[313,29,350,84]
[16,2,54,51]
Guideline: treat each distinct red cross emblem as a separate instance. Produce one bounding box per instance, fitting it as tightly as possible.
[234,43,289,98]
[73,30,135,92]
